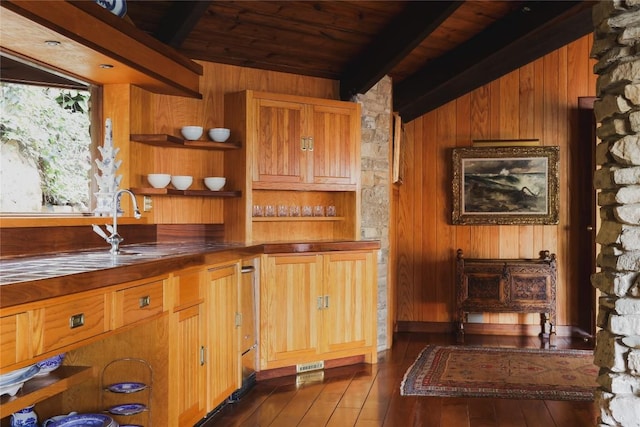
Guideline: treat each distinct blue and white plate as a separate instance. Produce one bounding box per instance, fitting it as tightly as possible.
[108,403,146,416]
[47,413,115,427]
[107,381,147,394]
[94,0,127,17]
[0,365,40,397]
[0,365,38,386]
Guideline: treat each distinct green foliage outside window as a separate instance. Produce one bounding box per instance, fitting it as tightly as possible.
[0,83,92,211]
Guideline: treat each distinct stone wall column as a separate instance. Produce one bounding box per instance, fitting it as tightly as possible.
[354,76,392,350]
[591,1,640,426]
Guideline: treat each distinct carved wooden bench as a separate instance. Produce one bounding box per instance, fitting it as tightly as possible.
[456,249,557,343]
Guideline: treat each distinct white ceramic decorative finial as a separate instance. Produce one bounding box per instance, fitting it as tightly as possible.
[93,118,123,217]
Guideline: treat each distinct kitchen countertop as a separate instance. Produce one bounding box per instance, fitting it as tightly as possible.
[0,240,380,308]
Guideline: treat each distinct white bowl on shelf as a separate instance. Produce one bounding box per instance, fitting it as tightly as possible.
[208,128,230,142]
[147,173,171,188]
[180,126,203,140]
[171,175,193,190]
[204,177,226,191]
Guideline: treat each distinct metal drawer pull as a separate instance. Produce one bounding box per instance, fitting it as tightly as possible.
[69,313,85,329]
[241,266,255,274]
[139,295,151,308]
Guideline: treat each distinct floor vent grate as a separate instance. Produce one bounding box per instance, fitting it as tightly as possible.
[296,360,324,373]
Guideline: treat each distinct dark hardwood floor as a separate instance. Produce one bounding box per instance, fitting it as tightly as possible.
[200,332,597,427]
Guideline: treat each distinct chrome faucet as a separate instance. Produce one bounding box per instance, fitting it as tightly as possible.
[92,189,142,255]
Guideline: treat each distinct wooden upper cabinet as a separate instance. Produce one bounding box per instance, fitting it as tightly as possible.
[249,92,361,191]
[253,98,306,185]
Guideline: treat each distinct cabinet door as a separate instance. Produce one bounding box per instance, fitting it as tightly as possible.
[206,264,240,409]
[169,270,206,426]
[322,251,376,354]
[171,304,206,426]
[253,98,306,184]
[260,254,322,369]
[308,102,359,186]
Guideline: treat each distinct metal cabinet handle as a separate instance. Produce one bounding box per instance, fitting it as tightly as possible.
[200,346,206,366]
[307,137,314,151]
[235,312,242,327]
[69,313,85,329]
[317,296,324,310]
[324,295,329,308]
[241,266,255,274]
[139,295,151,308]
[301,137,307,151]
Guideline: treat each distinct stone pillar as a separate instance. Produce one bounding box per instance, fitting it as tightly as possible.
[354,76,392,350]
[591,1,640,426]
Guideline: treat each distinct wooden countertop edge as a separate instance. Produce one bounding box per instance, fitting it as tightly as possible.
[261,240,381,254]
[0,241,379,309]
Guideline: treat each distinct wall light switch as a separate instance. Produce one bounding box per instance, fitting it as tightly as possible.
[143,196,152,212]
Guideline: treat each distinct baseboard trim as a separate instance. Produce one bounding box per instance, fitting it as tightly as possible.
[396,321,580,338]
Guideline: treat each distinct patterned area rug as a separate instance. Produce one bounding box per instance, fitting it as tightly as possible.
[401,345,597,401]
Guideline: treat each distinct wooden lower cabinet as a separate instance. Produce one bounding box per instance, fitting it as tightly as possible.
[168,263,242,425]
[168,267,207,426]
[259,250,377,370]
[205,263,241,410]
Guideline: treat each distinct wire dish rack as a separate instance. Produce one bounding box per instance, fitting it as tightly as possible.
[100,358,152,427]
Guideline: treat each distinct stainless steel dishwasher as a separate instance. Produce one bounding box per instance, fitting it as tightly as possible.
[230,257,258,402]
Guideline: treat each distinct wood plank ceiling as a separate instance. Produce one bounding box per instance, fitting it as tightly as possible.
[3,0,596,123]
[123,0,595,122]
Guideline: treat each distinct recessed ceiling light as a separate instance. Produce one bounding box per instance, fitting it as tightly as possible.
[44,40,61,46]
[99,64,114,69]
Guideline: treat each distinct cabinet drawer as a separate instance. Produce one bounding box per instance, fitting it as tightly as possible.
[173,270,203,310]
[42,294,107,353]
[1,312,30,368]
[113,280,164,328]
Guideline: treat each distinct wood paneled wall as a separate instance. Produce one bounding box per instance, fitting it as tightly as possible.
[394,34,597,329]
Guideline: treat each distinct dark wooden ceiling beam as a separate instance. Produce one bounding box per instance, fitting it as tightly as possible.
[339,1,463,101]
[394,1,595,123]
[154,1,212,48]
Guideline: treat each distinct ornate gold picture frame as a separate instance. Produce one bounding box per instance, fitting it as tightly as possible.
[452,146,559,225]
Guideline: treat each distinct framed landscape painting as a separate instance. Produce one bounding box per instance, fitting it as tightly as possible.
[452,146,559,225]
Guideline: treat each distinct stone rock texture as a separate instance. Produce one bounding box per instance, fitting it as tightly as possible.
[592,1,640,425]
[355,76,391,350]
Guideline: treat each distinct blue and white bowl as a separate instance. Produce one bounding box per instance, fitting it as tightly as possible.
[36,353,65,376]
[47,413,117,427]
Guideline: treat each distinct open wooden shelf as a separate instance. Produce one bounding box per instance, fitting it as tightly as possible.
[131,134,240,150]
[0,366,94,414]
[252,216,344,222]
[131,188,241,197]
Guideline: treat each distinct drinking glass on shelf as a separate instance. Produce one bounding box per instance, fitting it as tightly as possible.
[265,205,276,217]
[313,205,325,217]
[326,205,336,217]
[277,205,288,217]
[289,206,301,217]
[252,205,264,217]
[302,205,313,217]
